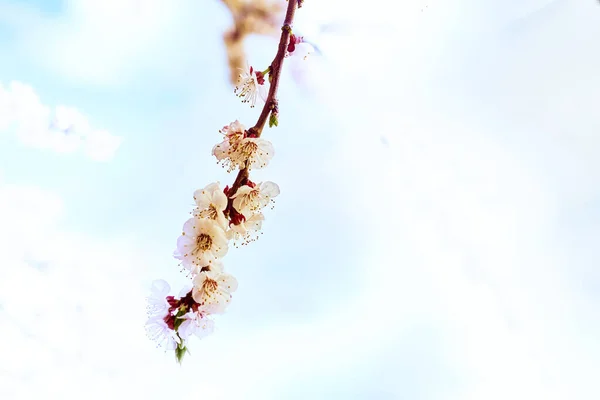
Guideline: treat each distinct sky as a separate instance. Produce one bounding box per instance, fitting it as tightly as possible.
[0,0,599,399]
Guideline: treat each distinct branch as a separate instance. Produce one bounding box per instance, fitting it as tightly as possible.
[227,0,298,198]
[251,0,297,136]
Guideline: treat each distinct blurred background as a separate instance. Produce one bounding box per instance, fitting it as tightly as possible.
[0,0,599,399]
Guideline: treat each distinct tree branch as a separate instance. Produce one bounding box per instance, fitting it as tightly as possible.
[227,0,298,199]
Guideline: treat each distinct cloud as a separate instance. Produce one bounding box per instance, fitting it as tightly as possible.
[0,80,121,160]
[0,0,210,85]
[270,1,600,398]
[0,177,165,398]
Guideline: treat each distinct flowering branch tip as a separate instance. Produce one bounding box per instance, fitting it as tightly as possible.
[147,0,301,363]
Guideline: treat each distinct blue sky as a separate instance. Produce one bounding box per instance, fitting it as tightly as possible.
[0,0,599,399]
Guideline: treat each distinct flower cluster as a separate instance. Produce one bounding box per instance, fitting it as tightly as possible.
[146,121,280,361]
[212,120,274,172]
[147,0,300,364]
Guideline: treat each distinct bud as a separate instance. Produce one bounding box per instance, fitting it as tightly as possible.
[269,111,279,127]
[175,343,188,364]
[287,34,304,54]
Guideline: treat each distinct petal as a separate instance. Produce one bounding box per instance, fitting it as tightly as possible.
[193,271,208,286]
[213,260,225,273]
[257,139,274,156]
[211,223,228,244]
[178,319,193,340]
[258,83,268,101]
[212,189,228,210]
[212,242,229,258]
[197,217,221,233]
[178,284,193,298]
[194,318,215,339]
[145,315,166,326]
[225,229,236,241]
[232,196,245,214]
[293,42,314,60]
[182,218,199,236]
[260,181,280,198]
[191,287,203,304]
[216,213,229,230]
[246,213,265,231]
[212,141,229,160]
[219,273,238,293]
[230,185,252,199]
[176,235,194,253]
[194,251,212,266]
[193,188,211,209]
[230,120,245,132]
[203,291,231,314]
[150,279,171,296]
[205,182,221,193]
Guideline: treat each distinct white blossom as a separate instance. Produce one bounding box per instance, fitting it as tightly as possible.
[145,316,180,350]
[227,212,265,245]
[192,270,238,314]
[234,65,268,108]
[212,120,245,162]
[212,120,247,172]
[178,311,215,340]
[193,182,229,229]
[174,217,229,273]
[213,125,274,172]
[231,181,280,215]
[237,137,274,170]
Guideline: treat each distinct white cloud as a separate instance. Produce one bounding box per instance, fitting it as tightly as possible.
[0,178,161,398]
[0,81,121,160]
[0,0,205,85]
[272,0,600,398]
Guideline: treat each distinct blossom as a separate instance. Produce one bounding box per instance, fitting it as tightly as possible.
[212,120,245,162]
[192,270,238,314]
[236,137,274,170]
[234,65,268,108]
[212,120,248,172]
[193,182,229,229]
[231,181,280,215]
[178,311,215,340]
[213,125,275,172]
[227,212,265,245]
[146,316,181,350]
[174,217,229,272]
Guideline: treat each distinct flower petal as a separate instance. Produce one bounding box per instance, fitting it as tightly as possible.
[213,188,228,211]
[150,279,170,297]
[219,273,238,293]
[260,181,280,198]
[194,318,215,338]
[182,217,199,236]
